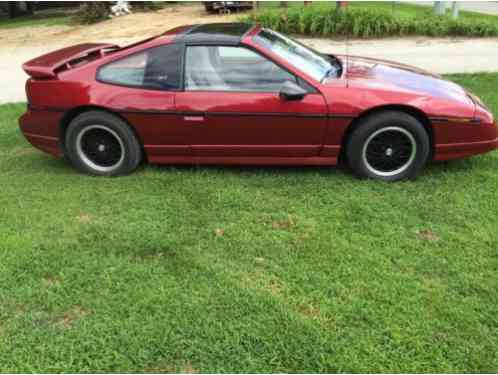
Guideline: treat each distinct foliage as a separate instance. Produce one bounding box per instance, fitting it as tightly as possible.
[71,1,167,25]
[131,1,168,12]
[242,6,498,38]
[0,14,69,29]
[73,2,109,25]
[1,73,498,372]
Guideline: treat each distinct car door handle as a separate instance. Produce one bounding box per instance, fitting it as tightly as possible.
[184,115,205,122]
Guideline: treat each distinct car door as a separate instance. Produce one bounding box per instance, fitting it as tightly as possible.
[96,43,192,161]
[174,45,328,158]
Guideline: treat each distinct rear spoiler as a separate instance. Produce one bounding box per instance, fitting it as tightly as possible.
[22,43,119,79]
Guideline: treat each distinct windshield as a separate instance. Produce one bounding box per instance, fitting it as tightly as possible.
[253,29,338,82]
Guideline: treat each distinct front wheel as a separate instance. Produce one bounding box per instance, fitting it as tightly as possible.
[65,111,142,176]
[346,111,430,181]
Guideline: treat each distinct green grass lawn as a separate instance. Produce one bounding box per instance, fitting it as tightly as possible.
[1,73,498,373]
[0,14,70,30]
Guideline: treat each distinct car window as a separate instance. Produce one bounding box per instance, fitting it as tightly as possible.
[217,46,259,59]
[184,45,297,92]
[254,29,338,82]
[97,44,182,90]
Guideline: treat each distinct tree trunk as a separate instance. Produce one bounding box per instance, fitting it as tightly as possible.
[7,1,35,18]
[280,1,288,8]
[433,1,446,16]
[336,1,348,12]
[26,2,35,15]
[7,2,20,18]
[451,1,459,19]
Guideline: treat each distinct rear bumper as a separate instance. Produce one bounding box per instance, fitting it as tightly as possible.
[434,137,498,161]
[19,109,63,157]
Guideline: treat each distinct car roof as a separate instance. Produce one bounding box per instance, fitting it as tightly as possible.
[173,23,256,45]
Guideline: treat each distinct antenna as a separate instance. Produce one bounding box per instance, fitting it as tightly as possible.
[345,22,349,88]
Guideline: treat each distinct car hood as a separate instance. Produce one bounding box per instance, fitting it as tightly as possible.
[333,55,473,106]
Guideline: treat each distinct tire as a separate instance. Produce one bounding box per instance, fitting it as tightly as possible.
[346,111,430,182]
[65,111,142,176]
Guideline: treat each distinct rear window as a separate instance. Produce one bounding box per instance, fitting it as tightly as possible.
[97,44,182,90]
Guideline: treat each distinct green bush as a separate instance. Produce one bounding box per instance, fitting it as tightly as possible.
[72,1,169,25]
[131,1,168,12]
[242,6,498,38]
[73,2,109,25]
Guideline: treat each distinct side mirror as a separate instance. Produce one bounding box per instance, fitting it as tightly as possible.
[279,81,307,101]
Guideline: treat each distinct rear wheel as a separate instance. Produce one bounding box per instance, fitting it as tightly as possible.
[346,111,430,181]
[65,111,142,176]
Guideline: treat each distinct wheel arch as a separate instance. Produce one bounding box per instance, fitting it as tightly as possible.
[59,105,145,157]
[340,104,434,162]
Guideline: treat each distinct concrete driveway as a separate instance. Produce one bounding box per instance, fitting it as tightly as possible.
[304,37,498,74]
[3,36,498,104]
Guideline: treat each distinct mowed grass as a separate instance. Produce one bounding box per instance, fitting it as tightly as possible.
[0,13,70,30]
[1,73,498,373]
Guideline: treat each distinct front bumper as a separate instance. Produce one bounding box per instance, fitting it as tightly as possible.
[434,137,498,161]
[432,108,498,161]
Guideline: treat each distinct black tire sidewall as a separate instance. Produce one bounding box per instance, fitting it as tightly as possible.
[65,111,141,176]
[347,111,430,181]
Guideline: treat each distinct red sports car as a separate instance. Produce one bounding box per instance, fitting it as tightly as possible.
[20,23,497,181]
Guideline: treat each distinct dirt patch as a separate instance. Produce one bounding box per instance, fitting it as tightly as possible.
[12,147,38,156]
[181,363,197,374]
[290,230,313,247]
[0,4,239,48]
[135,247,177,261]
[76,214,93,224]
[144,360,198,374]
[267,277,284,296]
[214,228,225,237]
[42,275,61,288]
[241,270,285,297]
[144,361,174,374]
[416,229,439,241]
[55,305,90,328]
[2,300,26,320]
[271,219,294,230]
[145,360,197,374]
[296,303,322,319]
[260,214,297,230]
[240,269,263,289]
[295,302,336,326]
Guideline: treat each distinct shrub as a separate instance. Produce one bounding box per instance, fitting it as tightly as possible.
[74,2,109,25]
[73,1,168,25]
[242,6,498,38]
[131,2,168,12]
